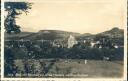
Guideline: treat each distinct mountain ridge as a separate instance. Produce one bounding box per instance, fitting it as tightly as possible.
[5,27,123,40]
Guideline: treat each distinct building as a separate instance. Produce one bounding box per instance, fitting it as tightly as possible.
[67,35,78,48]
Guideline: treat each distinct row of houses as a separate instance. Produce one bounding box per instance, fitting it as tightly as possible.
[5,35,123,49]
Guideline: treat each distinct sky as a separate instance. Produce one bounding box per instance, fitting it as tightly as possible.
[15,0,126,34]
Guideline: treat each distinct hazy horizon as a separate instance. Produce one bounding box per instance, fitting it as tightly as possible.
[20,27,123,35]
[13,0,126,34]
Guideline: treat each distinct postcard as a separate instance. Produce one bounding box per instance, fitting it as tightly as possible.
[1,0,127,81]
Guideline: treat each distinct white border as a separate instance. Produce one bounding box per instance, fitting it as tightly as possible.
[1,0,4,79]
[1,0,127,81]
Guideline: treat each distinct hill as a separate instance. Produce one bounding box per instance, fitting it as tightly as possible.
[97,27,123,38]
[5,32,34,40]
[5,27,124,41]
[22,30,81,40]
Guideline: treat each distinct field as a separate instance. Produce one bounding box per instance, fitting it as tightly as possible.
[13,59,123,78]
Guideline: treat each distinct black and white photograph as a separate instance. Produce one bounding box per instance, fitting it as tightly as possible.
[1,0,127,80]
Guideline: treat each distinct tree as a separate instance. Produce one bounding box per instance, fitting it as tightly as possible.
[4,47,15,76]
[4,2,32,34]
[94,35,114,48]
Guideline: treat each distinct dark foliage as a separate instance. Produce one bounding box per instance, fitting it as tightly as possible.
[4,40,124,77]
[4,40,124,60]
[4,2,32,33]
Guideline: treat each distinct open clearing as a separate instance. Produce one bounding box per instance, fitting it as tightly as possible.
[13,59,123,78]
[48,59,123,78]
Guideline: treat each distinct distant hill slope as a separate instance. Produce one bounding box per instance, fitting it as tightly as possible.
[97,27,123,38]
[5,30,81,40]
[97,28,124,38]
[22,30,81,40]
[5,27,124,41]
[77,27,124,40]
[5,32,34,40]
[95,27,124,45]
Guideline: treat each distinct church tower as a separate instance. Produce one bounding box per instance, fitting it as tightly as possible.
[67,35,78,48]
